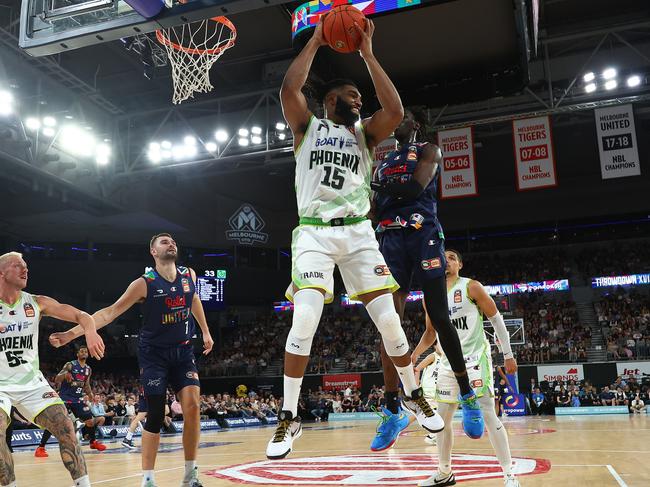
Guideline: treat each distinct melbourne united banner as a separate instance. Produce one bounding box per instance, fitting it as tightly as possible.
[437,127,478,199]
[512,116,557,190]
[594,104,641,179]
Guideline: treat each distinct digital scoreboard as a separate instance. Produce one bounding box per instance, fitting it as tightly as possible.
[196,270,226,311]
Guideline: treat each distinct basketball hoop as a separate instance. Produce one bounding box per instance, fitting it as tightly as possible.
[156,16,236,104]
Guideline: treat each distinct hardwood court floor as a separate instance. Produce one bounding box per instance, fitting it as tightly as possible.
[11,414,648,486]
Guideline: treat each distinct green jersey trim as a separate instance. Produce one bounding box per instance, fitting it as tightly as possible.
[294,114,315,157]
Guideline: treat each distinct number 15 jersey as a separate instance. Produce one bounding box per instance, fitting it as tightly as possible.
[294,116,374,221]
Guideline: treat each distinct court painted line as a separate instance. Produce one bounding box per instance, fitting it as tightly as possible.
[607,465,629,487]
[92,465,184,484]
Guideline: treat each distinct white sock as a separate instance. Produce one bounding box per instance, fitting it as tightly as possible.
[141,470,155,486]
[283,375,303,416]
[479,395,513,475]
[125,431,134,441]
[2,482,16,487]
[394,363,418,396]
[436,402,458,474]
[183,460,197,481]
[74,475,91,487]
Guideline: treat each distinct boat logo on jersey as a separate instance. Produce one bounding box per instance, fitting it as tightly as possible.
[373,265,391,276]
[454,289,462,303]
[226,204,269,246]
[23,303,35,318]
[208,453,551,484]
[421,258,441,270]
[182,278,190,293]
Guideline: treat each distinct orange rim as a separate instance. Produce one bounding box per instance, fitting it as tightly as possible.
[156,16,237,56]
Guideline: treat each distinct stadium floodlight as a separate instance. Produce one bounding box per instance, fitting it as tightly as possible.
[95,144,111,166]
[238,128,249,137]
[604,79,617,90]
[161,150,172,160]
[42,127,56,137]
[215,129,228,143]
[60,125,96,157]
[251,135,262,145]
[43,116,57,127]
[183,135,197,146]
[172,145,186,160]
[184,145,198,158]
[0,91,13,116]
[627,75,641,88]
[275,122,286,131]
[205,142,218,152]
[238,137,249,147]
[251,126,262,135]
[585,83,597,94]
[149,142,161,152]
[161,140,172,150]
[148,151,162,164]
[583,72,595,83]
[25,117,41,131]
[278,132,287,140]
[603,68,617,80]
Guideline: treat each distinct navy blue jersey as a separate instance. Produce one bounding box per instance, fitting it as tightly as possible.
[59,360,91,404]
[374,143,442,233]
[140,266,196,347]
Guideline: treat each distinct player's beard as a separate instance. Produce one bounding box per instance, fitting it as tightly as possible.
[160,250,177,262]
[335,97,359,126]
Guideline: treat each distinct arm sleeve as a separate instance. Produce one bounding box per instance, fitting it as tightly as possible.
[488,312,513,359]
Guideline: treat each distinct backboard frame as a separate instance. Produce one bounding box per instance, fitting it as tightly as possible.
[19,0,287,57]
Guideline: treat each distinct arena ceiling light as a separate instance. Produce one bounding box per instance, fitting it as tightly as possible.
[604,79,618,90]
[183,135,196,145]
[215,129,228,143]
[603,68,617,80]
[95,144,111,166]
[205,141,217,152]
[42,116,57,127]
[238,128,249,137]
[25,117,41,131]
[627,75,641,87]
[278,132,287,140]
[584,83,597,94]
[275,122,286,131]
[41,127,56,137]
[583,72,595,83]
[0,90,14,116]
[251,126,262,135]
[238,137,249,147]
[251,135,262,145]
[60,125,96,157]
[161,140,172,150]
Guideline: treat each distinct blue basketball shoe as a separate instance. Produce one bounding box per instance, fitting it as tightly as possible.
[370,407,410,451]
[459,391,484,439]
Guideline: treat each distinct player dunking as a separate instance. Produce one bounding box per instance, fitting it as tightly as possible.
[413,249,519,487]
[50,234,214,487]
[35,345,106,457]
[266,18,442,460]
[370,109,484,450]
[0,252,104,487]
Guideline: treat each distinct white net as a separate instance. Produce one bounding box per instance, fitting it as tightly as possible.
[156,17,236,104]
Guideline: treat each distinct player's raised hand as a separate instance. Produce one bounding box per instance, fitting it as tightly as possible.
[85,330,105,360]
[354,18,374,58]
[504,357,518,375]
[203,332,214,355]
[310,16,328,47]
[49,330,74,348]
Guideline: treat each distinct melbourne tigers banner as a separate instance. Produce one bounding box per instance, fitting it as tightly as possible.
[322,373,361,391]
[512,116,557,190]
[437,127,478,199]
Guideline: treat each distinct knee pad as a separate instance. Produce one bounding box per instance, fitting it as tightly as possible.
[284,289,323,356]
[376,311,409,356]
[143,395,166,434]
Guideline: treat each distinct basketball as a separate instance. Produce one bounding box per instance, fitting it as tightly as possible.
[322,5,367,54]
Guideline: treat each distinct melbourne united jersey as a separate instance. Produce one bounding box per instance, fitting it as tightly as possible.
[374,143,442,231]
[442,277,490,369]
[294,116,374,221]
[59,360,91,403]
[0,292,45,392]
[141,266,196,347]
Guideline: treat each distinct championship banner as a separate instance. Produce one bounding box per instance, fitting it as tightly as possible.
[437,127,478,199]
[512,116,557,190]
[373,137,397,168]
[595,104,641,179]
[537,364,584,383]
[322,373,361,391]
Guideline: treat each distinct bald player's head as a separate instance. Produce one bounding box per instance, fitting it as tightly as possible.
[0,252,28,290]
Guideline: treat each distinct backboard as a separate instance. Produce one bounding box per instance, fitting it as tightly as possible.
[19,0,286,56]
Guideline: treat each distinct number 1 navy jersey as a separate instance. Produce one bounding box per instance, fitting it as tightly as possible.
[374,143,442,232]
[59,360,91,404]
[140,266,196,347]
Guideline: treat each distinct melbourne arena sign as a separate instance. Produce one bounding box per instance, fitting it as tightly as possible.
[208,453,550,484]
[591,273,650,288]
[322,373,361,390]
[537,364,584,382]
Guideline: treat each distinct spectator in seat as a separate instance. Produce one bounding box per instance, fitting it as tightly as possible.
[341,395,353,413]
[113,397,128,425]
[531,388,546,415]
[556,386,570,407]
[90,394,115,426]
[600,386,616,406]
[332,394,342,413]
[614,387,628,407]
[351,393,361,412]
[570,390,581,407]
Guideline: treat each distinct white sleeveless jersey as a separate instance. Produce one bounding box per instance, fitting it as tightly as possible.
[294,116,374,221]
[441,277,490,370]
[0,292,45,391]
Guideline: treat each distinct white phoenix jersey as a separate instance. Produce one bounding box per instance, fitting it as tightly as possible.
[441,277,490,370]
[0,292,44,391]
[294,116,374,221]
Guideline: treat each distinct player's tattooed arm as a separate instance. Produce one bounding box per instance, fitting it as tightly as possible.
[84,369,94,398]
[0,411,16,486]
[35,405,87,479]
[55,361,73,386]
